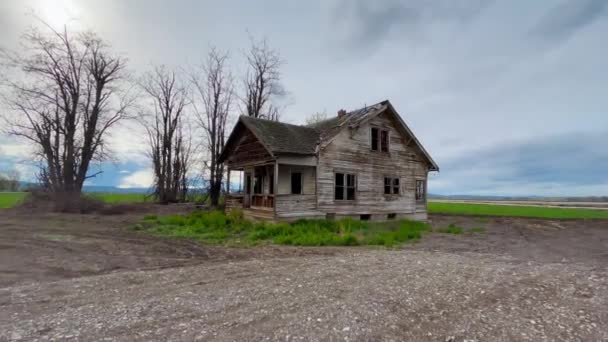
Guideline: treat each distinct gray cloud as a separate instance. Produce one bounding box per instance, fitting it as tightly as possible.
[530,0,608,43]
[331,0,488,50]
[431,131,608,195]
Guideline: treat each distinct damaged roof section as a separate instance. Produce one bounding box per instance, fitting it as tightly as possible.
[219,100,438,171]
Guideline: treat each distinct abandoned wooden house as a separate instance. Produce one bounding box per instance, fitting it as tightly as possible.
[219,100,439,222]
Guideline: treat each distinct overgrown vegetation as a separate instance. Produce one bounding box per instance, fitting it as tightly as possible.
[136,210,430,247]
[428,202,608,219]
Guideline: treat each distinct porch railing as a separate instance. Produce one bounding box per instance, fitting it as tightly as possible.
[252,194,274,209]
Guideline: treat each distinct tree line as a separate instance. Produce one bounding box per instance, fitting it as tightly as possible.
[0,20,287,209]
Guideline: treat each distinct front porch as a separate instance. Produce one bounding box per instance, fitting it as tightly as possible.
[225,159,324,221]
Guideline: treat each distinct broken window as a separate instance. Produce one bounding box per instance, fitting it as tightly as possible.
[371,127,389,152]
[416,180,426,201]
[335,172,356,200]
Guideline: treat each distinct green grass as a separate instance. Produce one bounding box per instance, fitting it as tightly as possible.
[0,192,28,208]
[428,201,608,220]
[88,192,148,204]
[0,192,148,208]
[137,209,431,247]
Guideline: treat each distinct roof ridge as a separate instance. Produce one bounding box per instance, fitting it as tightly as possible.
[240,115,317,131]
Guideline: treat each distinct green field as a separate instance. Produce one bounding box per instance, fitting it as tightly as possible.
[0,192,148,208]
[428,201,608,219]
[89,192,149,204]
[0,192,28,208]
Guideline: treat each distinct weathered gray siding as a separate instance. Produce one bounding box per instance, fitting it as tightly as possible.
[277,165,315,195]
[317,111,429,218]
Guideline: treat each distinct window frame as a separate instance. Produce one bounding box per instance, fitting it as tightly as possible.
[415,179,426,202]
[384,176,400,195]
[334,172,356,201]
[370,126,390,153]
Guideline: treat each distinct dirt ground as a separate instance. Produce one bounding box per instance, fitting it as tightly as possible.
[0,207,607,341]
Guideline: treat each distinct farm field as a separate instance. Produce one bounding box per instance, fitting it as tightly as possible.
[0,192,148,208]
[428,201,608,219]
[0,192,27,208]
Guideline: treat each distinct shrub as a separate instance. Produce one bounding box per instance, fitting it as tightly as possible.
[438,224,464,234]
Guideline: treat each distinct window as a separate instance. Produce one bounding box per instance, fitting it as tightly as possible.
[387,213,397,220]
[269,174,274,194]
[254,175,263,194]
[371,128,379,151]
[371,127,389,152]
[291,172,302,194]
[360,214,371,221]
[335,173,356,200]
[384,177,400,195]
[381,130,389,152]
[416,180,426,201]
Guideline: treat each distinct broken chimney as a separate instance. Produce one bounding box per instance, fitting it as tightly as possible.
[337,109,347,118]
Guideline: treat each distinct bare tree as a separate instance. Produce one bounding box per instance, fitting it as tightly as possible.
[241,37,285,121]
[0,22,131,209]
[138,66,192,204]
[190,48,234,207]
[305,111,328,125]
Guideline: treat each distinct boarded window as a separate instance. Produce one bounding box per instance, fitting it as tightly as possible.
[384,177,400,195]
[380,130,389,152]
[416,180,426,201]
[371,128,379,151]
[335,172,356,200]
[291,172,302,194]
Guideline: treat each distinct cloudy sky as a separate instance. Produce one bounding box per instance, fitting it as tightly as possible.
[1,0,607,196]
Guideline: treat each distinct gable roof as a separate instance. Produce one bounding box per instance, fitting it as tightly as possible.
[308,100,439,171]
[218,116,319,163]
[219,100,439,171]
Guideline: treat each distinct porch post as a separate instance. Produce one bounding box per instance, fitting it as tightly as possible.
[226,168,231,194]
[274,161,279,216]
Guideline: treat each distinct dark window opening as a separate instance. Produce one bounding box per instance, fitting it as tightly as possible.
[387,213,397,220]
[335,172,356,200]
[380,130,389,152]
[392,178,400,194]
[326,213,336,220]
[334,173,344,200]
[269,174,274,194]
[291,172,302,194]
[384,177,400,195]
[360,214,371,221]
[371,128,379,151]
[371,127,389,152]
[254,175,263,194]
[346,174,356,200]
[416,180,426,201]
[245,174,252,194]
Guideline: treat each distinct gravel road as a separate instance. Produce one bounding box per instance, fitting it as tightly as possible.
[2,250,607,341]
[1,211,607,341]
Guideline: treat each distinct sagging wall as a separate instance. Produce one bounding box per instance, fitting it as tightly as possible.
[317,111,429,217]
